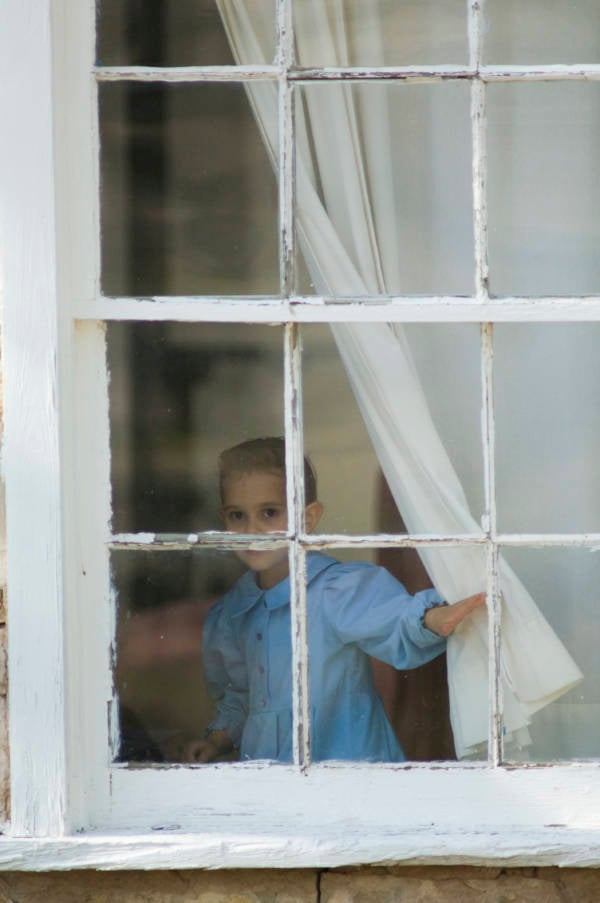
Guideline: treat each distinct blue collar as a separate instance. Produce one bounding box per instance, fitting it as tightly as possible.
[230,552,337,617]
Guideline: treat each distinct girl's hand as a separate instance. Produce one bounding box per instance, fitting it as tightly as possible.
[183,728,234,764]
[424,592,486,637]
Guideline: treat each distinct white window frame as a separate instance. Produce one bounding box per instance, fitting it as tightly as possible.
[2,0,600,870]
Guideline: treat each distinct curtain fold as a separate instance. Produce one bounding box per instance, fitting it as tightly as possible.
[217,0,582,757]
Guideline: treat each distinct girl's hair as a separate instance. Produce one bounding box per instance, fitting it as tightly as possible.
[218,437,317,503]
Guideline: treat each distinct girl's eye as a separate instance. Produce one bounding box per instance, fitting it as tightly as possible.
[227,511,244,522]
[263,508,280,519]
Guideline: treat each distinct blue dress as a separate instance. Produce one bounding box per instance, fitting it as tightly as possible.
[202,552,447,762]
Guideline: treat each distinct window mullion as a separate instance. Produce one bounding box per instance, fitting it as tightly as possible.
[469,0,488,301]
[471,0,502,766]
[278,0,295,297]
[284,324,310,768]
[481,324,503,766]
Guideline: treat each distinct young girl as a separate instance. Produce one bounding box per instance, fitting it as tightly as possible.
[186,438,484,763]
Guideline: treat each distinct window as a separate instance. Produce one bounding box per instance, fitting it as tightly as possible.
[2,0,600,867]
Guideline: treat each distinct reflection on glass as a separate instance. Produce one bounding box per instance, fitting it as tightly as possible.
[294,0,467,66]
[485,0,600,64]
[96,0,276,66]
[297,83,473,296]
[307,546,487,762]
[302,323,484,535]
[502,547,596,762]
[488,83,600,296]
[114,549,245,762]
[495,325,600,534]
[100,83,278,296]
[109,323,284,534]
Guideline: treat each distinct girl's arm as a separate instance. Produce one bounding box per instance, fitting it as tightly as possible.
[424,592,486,637]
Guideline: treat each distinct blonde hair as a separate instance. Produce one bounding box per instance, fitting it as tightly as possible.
[218,437,317,504]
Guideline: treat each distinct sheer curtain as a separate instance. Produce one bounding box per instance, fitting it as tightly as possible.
[217,0,583,757]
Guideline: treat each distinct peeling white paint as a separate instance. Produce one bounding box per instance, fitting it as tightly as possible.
[2,0,600,869]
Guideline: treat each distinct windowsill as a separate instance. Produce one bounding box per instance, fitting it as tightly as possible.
[0,825,599,871]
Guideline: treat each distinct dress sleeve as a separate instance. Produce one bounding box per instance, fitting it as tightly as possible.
[323,562,447,670]
[202,599,248,747]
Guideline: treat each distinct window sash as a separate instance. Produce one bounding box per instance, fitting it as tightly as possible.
[3,0,600,853]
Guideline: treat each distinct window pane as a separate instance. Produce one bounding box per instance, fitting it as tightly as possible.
[109,323,284,534]
[100,83,278,296]
[306,546,487,762]
[294,0,467,66]
[495,324,600,533]
[96,0,276,66]
[113,548,246,763]
[302,324,484,535]
[296,83,473,296]
[485,0,600,64]
[488,83,600,296]
[501,547,596,762]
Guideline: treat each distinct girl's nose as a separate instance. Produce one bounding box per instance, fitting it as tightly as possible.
[248,514,264,534]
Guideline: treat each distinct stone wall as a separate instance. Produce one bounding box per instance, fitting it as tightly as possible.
[1,866,600,902]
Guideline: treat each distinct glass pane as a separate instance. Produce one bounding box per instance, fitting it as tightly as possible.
[297,83,473,296]
[96,0,276,67]
[501,547,597,762]
[488,83,600,296]
[109,323,284,534]
[307,546,487,762]
[114,548,246,763]
[495,324,600,533]
[294,0,467,66]
[302,324,484,535]
[485,0,600,65]
[100,83,278,296]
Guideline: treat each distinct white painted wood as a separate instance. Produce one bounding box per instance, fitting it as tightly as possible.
[110,532,600,550]
[97,64,600,84]
[0,823,599,870]
[103,762,600,837]
[76,296,600,322]
[284,325,310,766]
[480,325,502,763]
[69,322,113,831]
[96,65,282,82]
[1,823,600,871]
[2,0,600,870]
[51,0,108,833]
[0,0,69,837]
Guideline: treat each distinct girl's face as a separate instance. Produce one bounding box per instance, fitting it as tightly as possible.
[220,471,289,589]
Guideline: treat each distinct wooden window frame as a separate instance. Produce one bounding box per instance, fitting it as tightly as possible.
[1,0,600,870]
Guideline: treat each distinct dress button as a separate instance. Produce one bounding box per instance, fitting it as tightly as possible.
[258,665,265,674]
[256,632,263,640]
[260,698,266,707]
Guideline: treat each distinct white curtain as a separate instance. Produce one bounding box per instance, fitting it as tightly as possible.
[217,0,583,757]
